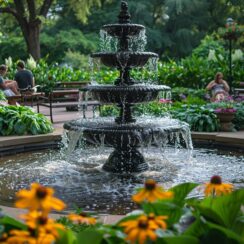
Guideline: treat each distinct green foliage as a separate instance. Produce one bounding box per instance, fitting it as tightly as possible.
[158,53,243,89]
[40,29,98,63]
[171,104,219,132]
[171,87,208,103]
[0,90,6,101]
[134,102,169,117]
[192,35,226,58]
[100,102,169,118]
[0,106,53,136]
[0,35,28,63]
[100,105,119,117]
[63,51,90,70]
[233,102,244,130]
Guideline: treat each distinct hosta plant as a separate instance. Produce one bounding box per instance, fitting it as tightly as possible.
[0,105,53,136]
[171,104,219,132]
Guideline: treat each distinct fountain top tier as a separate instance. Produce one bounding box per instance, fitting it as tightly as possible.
[88,0,167,123]
[102,1,145,38]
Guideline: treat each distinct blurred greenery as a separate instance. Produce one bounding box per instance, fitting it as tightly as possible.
[0,0,243,62]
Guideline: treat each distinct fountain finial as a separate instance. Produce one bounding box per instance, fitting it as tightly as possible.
[118,1,131,24]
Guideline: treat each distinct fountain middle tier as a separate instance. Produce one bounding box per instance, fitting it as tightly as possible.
[63,117,192,149]
[88,84,170,104]
[91,52,158,68]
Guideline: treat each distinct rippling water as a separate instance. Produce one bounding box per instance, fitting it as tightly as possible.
[0,147,243,214]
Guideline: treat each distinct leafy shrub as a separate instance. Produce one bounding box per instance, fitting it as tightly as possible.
[100,105,119,117]
[171,104,219,132]
[233,102,244,130]
[133,101,169,117]
[63,51,90,70]
[100,102,169,118]
[0,106,53,136]
[0,90,6,101]
[171,87,208,102]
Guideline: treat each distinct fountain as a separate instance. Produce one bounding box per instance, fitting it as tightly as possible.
[64,1,191,173]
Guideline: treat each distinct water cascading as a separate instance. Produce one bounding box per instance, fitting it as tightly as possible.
[64,1,192,173]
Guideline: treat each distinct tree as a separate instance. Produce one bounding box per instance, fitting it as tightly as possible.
[0,0,53,60]
[0,0,102,60]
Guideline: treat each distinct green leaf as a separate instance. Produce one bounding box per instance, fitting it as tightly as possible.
[56,229,77,244]
[0,216,27,232]
[189,189,244,233]
[169,183,199,206]
[183,217,209,237]
[76,229,103,244]
[156,235,199,244]
[205,222,243,243]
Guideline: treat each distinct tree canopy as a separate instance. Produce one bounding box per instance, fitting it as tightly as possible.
[0,0,243,63]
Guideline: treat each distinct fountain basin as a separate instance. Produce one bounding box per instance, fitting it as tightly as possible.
[91,52,158,68]
[0,146,243,214]
[88,85,170,104]
[102,24,145,37]
[63,117,191,149]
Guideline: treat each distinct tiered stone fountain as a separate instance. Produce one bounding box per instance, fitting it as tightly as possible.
[64,1,191,173]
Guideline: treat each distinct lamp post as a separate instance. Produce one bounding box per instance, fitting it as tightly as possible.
[224,17,235,93]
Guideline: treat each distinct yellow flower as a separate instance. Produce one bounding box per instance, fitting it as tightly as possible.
[36,232,56,244]
[204,175,234,197]
[147,213,168,230]
[6,230,36,244]
[132,179,173,203]
[15,183,66,213]
[20,211,65,239]
[68,212,96,225]
[120,214,166,244]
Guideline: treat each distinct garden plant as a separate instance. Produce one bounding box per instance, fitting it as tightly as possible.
[0,176,243,243]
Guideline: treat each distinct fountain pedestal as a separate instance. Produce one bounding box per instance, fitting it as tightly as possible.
[103,148,148,173]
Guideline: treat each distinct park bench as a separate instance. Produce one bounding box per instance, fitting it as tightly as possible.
[7,92,44,106]
[234,81,244,97]
[37,82,101,123]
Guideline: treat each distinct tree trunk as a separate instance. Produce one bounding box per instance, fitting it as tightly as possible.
[26,23,41,60]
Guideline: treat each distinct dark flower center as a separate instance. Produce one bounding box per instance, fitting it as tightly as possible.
[210,175,222,184]
[148,214,155,220]
[145,180,156,191]
[79,212,87,217]
[0,233,8,241]
[28,227,36,237]
[138,220,148,229]
[36,187,48,199]
[38,216,48,225]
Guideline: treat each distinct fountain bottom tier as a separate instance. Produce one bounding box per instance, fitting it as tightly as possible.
[63,117,192,173]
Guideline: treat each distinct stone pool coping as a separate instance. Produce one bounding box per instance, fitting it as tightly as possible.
[0,205,124,225]
[0,129,243,153]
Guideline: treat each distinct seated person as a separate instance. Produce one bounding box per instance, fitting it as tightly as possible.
[0,65,19,97]
[15,60,35,92]
[206,72,230,101]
